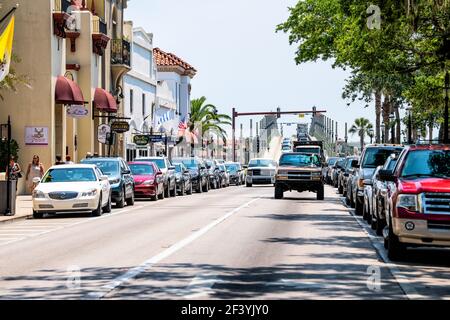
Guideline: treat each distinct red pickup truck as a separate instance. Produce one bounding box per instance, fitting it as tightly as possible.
[379,144,450,260]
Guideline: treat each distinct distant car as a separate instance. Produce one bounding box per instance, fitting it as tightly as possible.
[81,157,135,208]
[225,162,244,185]
[136,156,177,198]
[205,159,221,189]
[380,144,450,260]
[246,158,278,187]
[173,162,193,196]
[331,158,345,188]
[218,164,230,187]
[128,161,164,201]
[323,157,340,184]
[173,157,209,193]
[32,164,112,218]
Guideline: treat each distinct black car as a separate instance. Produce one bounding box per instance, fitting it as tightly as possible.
[136,156,177,198]
[173,162,193,196]
[81,157,135,208]
[205,159,221,189]
[173,157,209,193]
[225,162,243,185]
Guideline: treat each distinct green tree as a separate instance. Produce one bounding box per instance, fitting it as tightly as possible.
[0,54,31,100]
[349,118,373,151]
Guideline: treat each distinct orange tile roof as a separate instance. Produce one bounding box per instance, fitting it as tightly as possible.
[153,48,197,74]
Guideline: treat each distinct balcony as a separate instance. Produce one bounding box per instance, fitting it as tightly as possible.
[53,0,72,38]
[92,16,110,56]
[111,38,132,90]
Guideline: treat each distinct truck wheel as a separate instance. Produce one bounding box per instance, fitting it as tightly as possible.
[317,185,325,200]
[274,184,284,199]
[387,221,406,261]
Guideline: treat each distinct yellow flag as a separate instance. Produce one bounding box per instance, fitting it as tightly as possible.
[0,15,15,82]
[298,114,305,119]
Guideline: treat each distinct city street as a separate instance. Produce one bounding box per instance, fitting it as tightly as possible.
[1,185,449,300]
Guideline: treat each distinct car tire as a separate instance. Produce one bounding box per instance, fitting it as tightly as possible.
[103,194,112,213]
[180,183,186,196]
[197,181,203,193]
[246,182,253,188]
[33,211,44,219]
[116,187,126,208]
[387,221,406,261]
[187,183,193,195]
[126,189,135,206]
[170,181,177,197]
[363,200,370,221]
[317,185,325,200]
[338,184,343,194]
[355,196,363,215]
[274,184,284,199]
[158,186,165,200]
[92,196,103,217]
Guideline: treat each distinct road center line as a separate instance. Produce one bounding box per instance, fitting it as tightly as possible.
[87,197,261,300]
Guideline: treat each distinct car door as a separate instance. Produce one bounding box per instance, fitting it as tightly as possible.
[120,160,133,198]
[96,167,110,206]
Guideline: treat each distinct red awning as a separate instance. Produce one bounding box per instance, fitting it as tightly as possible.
[94,88,118,113]
[55,76,86,105]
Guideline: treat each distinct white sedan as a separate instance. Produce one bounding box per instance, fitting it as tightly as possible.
[32,164,112,219]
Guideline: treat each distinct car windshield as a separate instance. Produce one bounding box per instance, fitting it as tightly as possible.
[177,159,199,169]
[129,164,154,176]
[335,159,345,168]
[295,147,320,154]
[42,168,97,183]
[279,154,321,167]
[401,150,450,179]
[362,148,403,168]
[82,160,119,176]
[226,164,239,173]
[140,158,166,169]
[327,158,339,166]
[249,160,275,167]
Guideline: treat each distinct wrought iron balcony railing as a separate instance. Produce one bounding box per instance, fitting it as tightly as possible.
[111,39,131,67]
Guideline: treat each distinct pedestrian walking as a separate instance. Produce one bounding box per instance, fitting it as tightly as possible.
[55,155,65,165]
[65,155,74,164]
[6,156,22,192]
[25,155,45,193]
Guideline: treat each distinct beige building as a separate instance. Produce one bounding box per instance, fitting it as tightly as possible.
[0,0,131,194]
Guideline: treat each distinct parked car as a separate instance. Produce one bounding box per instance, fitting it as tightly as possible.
[323,157,340,184]
[337,156,357,196]
[173,157,209,193]
[128,161,164,201]
[331,158,346,188]
[136,156,177,198]
[379,144,450,260]
[218,164,230,187]
[225,162,244,185]
[342,157,359,205]
[32,164,112,218]
[174,162,193,196]
[351,144,404,215]
[369,154,400,235]
[81,157,135,208]
[246,158,278,187]
[205,159,221,189]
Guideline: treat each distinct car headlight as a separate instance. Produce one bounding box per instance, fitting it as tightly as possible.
[109,178,120,185]
[81,189,98,198]
[33,190,46,199]
[143,180,155,186]
[397,194,418,212]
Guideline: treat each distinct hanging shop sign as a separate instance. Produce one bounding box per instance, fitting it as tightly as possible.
[97,124,111,144]
[25,127,49,146]
[133,135,150,146]
[67,105,89,118]
[111,121,130,133]
[148,134,164,143]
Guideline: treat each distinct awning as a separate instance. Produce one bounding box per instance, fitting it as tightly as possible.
[93,88,118,113]
[55,76,86,104]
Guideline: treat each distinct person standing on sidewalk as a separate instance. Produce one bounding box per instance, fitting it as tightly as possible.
[25,155,44,193]
[55,155,65,165]
[6,156,22,192]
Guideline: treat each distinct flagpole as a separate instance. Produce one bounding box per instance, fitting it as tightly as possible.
[0,5,19,25]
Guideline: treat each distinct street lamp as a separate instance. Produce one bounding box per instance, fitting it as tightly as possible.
[444,71,449,144]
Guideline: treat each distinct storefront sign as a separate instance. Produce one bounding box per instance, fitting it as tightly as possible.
[111,121,130,133]
[67,105,88,118]
[133,135,150,146]
[25,127,49,145]
[98,124,111,144]
[148,134,164,143]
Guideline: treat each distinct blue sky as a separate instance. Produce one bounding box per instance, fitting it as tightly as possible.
[125,0,377,141]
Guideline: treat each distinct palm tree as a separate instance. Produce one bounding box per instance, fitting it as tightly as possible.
[349,118,374,151]
[189,96,231,140]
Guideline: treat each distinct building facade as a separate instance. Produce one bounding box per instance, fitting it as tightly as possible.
[0,0,131,194]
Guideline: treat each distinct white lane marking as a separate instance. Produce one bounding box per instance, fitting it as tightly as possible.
[341,198,425,300]
[0,205,145,247]
[87,197,261,300]
[166,274,222,299]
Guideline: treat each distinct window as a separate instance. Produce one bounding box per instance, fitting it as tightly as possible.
[142,94,146,117]
[130,89,134,114]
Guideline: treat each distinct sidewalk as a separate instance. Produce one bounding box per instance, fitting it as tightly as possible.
[0,196,33,225]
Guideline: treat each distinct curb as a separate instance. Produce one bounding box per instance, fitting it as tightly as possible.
[0,213,33,225]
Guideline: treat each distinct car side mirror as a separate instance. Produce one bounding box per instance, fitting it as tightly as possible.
[243,165,248,169]
[379,169,395,182]
[32,177,41,184]
[351,161,359,168]
[100,175,109,181]
[184,170,190,174]
[122,169,131,175]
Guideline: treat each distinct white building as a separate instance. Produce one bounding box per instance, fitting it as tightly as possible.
[123,27,158,161]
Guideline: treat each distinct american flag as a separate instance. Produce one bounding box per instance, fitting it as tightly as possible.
[178,117,188,130]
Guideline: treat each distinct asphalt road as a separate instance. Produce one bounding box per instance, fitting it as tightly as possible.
[0,185,449,300]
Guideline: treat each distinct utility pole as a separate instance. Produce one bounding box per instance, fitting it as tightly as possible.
[444,71,449,144]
